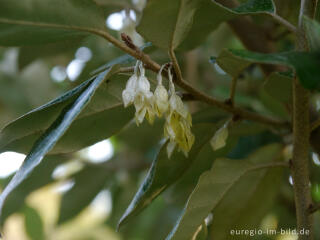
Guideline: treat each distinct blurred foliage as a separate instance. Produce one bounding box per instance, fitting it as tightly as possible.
[0,0,319,240]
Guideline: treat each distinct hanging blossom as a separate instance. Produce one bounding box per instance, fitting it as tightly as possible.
[164,67,194,158]
[153,64,169,117]
[122,61,155,125]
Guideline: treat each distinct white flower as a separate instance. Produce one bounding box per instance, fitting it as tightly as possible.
[122,61,139,107]
[122,73,138,107]
[154,65,169,117]
[133,62,155,125]
[122,61,156,125]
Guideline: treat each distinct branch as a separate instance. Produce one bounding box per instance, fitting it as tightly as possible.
[268,13,298,33]
[250,161,289,171]
[168,48,287,127]
[308,202,320,214]
[310,118,320,132]
[228,76,238,106]
[290,0,316,239]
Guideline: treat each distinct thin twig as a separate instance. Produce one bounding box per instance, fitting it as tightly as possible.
[269,13,298,33]
[308,202,320,214]
[228,76,238,105]
[0,17,288,128]
[310,118,320,132]
[168,48,287,127]
[249,161,289,171]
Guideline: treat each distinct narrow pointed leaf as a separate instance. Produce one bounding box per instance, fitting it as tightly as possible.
[1,155,66,223]
[0,74,132,155]
[167,144,283,240]
[0,0,106,46]
[118,119,224,229]
[137,0,275,50]
[118,110,266,228]
[0,66,118,218]
[215,49,320,90]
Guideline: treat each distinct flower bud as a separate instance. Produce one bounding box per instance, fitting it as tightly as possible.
[210,121,229,151]
[154,84,169,117]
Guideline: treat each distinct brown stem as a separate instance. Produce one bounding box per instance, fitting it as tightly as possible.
[229,76,238,105]
[308,202,320,214]
[290,1,316,239]
[168,48,287,127]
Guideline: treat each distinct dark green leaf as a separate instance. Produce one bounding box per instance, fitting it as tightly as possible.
[24,206,45,240]
[167,144,283,240]
[58,163,111,224]
[0,66,118,219]
[166,121,266,205]
[0,74,132,155]
[259,89,289,119]
[304,16,320,51]
[1,155,66,223]
[264,72,292,104]
[0,0,106,46]
[214,50,251,78]
[18,37,85,70]
[118,120,223,229]
[216,49,320,90]
[137,0,275,50]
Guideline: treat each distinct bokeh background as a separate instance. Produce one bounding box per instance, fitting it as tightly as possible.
[0,0,320,239]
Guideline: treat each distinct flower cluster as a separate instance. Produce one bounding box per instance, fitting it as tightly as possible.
[122,61,194,158]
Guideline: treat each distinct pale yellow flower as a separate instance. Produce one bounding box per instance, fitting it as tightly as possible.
[210,121,229,151]
[164,68,194,158]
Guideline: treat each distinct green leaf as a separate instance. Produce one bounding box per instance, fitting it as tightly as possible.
[137,0,275,50]
[0,74,132,155]
[58,163,111,224]
[167,144,283,240]
[166,121,266,205]
[0,66,118,219]
[118,118,224,229]
[0,0,106,46]
[24,206,45,240]
[264,72,292,104]
[213,50,251,78]
[18,37,85,70]
[304,16,320,51]
[216,49,320,90]
[1,155,66,223]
